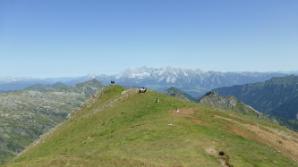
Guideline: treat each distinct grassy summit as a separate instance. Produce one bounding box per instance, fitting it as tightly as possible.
[5,85,298,167]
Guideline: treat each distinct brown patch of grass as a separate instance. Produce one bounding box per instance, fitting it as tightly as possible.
[214,115,298,162]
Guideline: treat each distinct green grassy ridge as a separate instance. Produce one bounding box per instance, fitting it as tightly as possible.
[5,85,298,167]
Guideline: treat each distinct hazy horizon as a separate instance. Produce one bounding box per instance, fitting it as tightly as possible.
[0,66,297,79]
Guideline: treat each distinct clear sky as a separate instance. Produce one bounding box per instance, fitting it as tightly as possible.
[0,0,297,77]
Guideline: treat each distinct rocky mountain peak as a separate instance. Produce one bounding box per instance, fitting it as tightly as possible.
[199,91,238,109]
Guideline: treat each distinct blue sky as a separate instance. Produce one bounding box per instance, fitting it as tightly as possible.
[0,0,297,77]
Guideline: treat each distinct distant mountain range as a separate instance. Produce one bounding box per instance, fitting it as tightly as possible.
[0,67,291,98]
[95,67,289,98]
[215,75,298,130]
[0,76,94,92]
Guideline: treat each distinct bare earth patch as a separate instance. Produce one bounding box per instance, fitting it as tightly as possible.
[205,147,233,167]
[171,108,195,116]
[171,108,203,125]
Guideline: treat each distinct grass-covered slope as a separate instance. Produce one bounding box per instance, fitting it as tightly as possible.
[4,85,298,167]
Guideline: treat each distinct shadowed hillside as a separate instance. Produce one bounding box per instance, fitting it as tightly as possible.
[215,75,298,130]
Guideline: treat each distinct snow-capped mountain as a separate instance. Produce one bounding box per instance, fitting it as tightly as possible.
[117,67,203,83]
[97,67,287,98]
